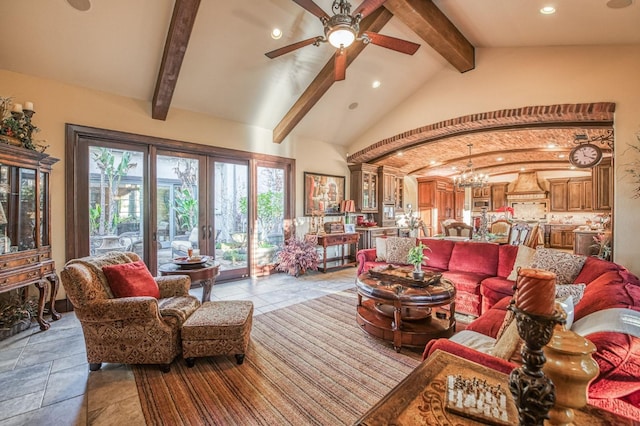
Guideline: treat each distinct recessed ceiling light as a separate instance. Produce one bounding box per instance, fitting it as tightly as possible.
[607,0,632,9]
[452,166,458,171]
[570,166,577,170]
[397,151,403,156]
[67,0,91,11]
[496,157,503,162]
[271,28,283,40]
[372,80,381,89]
[430,160,436,165]
[540,6,556,14]
[547,143,556,148]
[520,167,526,172]
[558,153,566,158]
[348,102,359,110]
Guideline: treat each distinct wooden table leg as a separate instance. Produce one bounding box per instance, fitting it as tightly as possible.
[201,278,214,303]
[47,274,61,321]
[393,302,402,352]
[34,280,50,331]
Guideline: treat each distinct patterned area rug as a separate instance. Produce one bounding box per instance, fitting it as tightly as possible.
[133,290,423,425]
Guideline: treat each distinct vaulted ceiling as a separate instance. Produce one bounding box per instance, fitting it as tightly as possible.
[0,0,637,178]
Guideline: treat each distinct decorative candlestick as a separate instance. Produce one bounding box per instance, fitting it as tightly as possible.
[479,206,489,241]
[509,268,564,426]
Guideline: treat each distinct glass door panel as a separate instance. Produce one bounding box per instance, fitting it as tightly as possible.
[255,165,285,272]
[88,147,144,257]
[212,160,249,279]
[156,154,200,270]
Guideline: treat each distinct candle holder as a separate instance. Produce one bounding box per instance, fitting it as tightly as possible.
[508,302,565,426]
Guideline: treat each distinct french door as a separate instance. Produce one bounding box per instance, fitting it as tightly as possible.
[67,125,293,281]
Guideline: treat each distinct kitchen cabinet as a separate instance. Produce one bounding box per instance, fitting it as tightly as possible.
[417,180,436,208]
[356,226,398,251]
[0,144,60,331]
[573,230,606,257]
[593,157,613,211]
[454,188,465,220]
[472,186,491,198]
[549,179,569,212]
[491,183,508,211]
[567,177,592,211]
[417,177,455,234]
[349,164,378,213]
[394,175,405,214]
[548,225,577,249]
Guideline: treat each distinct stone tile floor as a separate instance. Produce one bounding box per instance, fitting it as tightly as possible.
[0,268,357,425]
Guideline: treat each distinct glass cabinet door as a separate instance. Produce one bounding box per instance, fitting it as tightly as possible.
[39,171,49,247]
[18,168,37,251]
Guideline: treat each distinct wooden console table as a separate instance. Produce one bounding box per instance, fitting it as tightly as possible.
[309,233,359,272]
[355,350,636,425]
[158,261,220,303]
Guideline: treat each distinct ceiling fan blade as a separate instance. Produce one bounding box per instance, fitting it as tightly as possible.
[293,0,329,20]
[353,0,387,19]
[265,37,320,59]
[363,32,420,55]
[334,49,346,81]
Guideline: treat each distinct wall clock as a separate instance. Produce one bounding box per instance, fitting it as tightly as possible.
[569,143,603,168]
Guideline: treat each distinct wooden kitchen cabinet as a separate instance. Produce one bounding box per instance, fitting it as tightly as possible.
[549,179,569,212]
[417,177,455,234]
[349,163,378,213]
[473,186,491,198]
[567,177,592,211]
[549,225,577,249]
[454,188,465,220]
[491,183,508,211]
[593,157,613,211]
[417,180,436,208]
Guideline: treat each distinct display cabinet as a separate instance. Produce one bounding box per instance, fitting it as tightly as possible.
[349,163,378,213]
[0,143,59,330]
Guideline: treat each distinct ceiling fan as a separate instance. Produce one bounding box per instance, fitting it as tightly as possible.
[265,0,420,81]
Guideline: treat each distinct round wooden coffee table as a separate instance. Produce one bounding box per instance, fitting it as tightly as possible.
[158,261,220,303]
[356,269,456,352]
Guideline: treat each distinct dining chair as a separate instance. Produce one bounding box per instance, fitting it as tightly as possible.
[443,221,474,239]
[508,222,532,245]
[490,219,512,236]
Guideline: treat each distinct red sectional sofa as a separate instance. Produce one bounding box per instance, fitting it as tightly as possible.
[356,237,640,418]
[356,238,519,317]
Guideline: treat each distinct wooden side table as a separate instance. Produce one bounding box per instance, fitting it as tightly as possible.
[310,232,360,272]
[158,261,220,303]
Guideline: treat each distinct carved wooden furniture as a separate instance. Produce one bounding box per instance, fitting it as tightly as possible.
[311,232,359,272]
[443,221,474,239]
[60,251,200,371]
[0,144,59,331]
[158,260,220,303]
[354,350,632,425]
[356,270,456,352]
[507,222,532,246]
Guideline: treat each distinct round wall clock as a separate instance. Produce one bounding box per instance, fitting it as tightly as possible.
[569,143,603,168]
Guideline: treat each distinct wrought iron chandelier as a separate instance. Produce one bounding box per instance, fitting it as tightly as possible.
[454,144,488,188]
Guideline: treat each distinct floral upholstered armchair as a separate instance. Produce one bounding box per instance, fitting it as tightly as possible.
[60,252,200,372]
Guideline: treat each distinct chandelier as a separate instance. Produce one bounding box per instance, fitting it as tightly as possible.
[453,144,488,188]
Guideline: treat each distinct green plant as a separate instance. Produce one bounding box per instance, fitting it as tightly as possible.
[0,296,36,328]
[174,188,198,231]
[407,242,430,271]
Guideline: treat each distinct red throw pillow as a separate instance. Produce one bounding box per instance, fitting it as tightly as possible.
[102,261,160,299]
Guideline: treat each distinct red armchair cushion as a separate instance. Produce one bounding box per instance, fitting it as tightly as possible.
[480,276,515,313]
[574,256,623,285]
[102,261,160,299]
[448,242,499,276]
[497,244,518,278]
[575,272,637,320]
[418,238,455,270]
[442,271,492,295]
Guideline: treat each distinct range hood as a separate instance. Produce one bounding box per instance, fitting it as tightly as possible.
[507,172,549,220]
[507,172,548,199]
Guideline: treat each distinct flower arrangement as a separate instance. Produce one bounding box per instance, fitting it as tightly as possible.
[495,205,514,219]
[591,233,611,261]
[275,235,319,277]
[0,96,47,152]
[0,295,36,328]
[397,205,424,231]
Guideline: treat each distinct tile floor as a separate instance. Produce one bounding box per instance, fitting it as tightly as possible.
[0,268,357,426]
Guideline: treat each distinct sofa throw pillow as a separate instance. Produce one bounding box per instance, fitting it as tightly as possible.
[556,283,586,305]
[489,317,522,361]
[375,237,387,262]
[102,260,160,299]
[556,295,575,329]
[384,237,416,265]
[530,248,586,284]
[507,245,536,281]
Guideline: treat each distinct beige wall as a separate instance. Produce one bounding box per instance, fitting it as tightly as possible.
[0,70,349,280]
[349,45,640,275]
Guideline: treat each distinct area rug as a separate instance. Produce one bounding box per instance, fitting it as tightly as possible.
[133,290,423,425]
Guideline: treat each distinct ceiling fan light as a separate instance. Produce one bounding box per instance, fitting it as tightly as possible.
[327,25,356,48]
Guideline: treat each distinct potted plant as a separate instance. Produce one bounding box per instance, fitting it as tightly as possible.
[407,242,430,281]
[0,295,36,340]
[275,236,319,277]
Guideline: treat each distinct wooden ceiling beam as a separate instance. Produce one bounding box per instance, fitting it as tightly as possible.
[152,0,201,120]
[384,0,474,73]
[273,7,393,144]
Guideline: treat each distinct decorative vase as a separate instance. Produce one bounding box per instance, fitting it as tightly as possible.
[543,326,599,426]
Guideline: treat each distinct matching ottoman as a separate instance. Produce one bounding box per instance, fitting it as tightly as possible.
[181,300,254,367]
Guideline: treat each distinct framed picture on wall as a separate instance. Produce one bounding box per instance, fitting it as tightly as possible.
[304,172,345,216]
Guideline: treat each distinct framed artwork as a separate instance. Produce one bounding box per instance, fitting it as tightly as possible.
[344,224,356,233]
[304,172,345,216]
